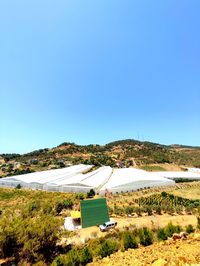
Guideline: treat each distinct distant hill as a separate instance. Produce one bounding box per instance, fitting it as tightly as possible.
[0,139,200,177]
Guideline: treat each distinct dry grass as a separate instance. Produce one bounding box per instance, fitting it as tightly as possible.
[169,185,200,200]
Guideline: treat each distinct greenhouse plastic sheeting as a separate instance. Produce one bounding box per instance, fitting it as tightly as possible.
[1,164,199,193]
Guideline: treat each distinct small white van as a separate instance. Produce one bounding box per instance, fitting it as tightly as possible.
[99,219,117,232]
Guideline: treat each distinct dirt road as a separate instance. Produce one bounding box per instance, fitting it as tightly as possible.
[66,214,197,245]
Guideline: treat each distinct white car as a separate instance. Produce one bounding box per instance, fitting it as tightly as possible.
[99,220,117,232]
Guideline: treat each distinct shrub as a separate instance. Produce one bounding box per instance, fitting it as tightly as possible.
[113,205,123,216]
[186,224,195,234]
[146,206,153,216]
[166,205,175,215]
[175,205,183,214]
[88,238,101,257]
[139,227,153,246]
[75,193,86,200]
[185,205,193,215]
[55,202,63,214]
[157,228,167,241]
[99,239,119,258]
[15,184,21,189]
[42,203,53,214]
[155,205,162,215]
[197,216,200,230]
[28,200,40,213]
[79,247,92,265]
[124,206,134,215]
[55,199,73,214]
[0,216,18,257]
[135,207,142,217]
[87,189,95,198]
[161,191,167,197]
[164,222,181,238]
[53,250,79,266]
[108,206,114,215]
[63,199,73,209]
[51,255,65,266]
[52,247,92,266]
[121,231,138,250]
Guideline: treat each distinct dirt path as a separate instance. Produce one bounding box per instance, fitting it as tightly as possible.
[115,214,197,229]
[67,214,197,245]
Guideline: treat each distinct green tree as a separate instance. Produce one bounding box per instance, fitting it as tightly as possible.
[19,215,61,262]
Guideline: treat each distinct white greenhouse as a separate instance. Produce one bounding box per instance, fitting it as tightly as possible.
[0,164,200,193]
[156,171,200,180]
[0,164,93,191]
[99,168,175,194]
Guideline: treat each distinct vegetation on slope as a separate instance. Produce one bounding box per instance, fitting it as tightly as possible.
[1,139,200,177]
[1,184,200,265]
[89,231,200,266]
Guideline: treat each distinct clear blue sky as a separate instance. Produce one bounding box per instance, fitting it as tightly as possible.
[0,0,200,154]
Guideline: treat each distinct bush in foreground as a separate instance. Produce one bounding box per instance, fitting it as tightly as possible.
[0,212,61,263]
[99,239,119,258]
[157,228,168,241]
[139,227,153,246]
[51,247,92,266]
[121,231,138,250]
[164,222,182,238]
[186,224,195,234]
[51,220,197,266]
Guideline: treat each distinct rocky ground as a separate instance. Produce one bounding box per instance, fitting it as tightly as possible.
[89,233,200,266]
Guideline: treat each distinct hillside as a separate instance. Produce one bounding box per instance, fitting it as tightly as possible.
[0,139,200,177]
[89,233,200,266]
[1,183,200,265]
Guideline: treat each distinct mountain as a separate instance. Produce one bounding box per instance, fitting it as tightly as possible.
[0,139,200,177]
